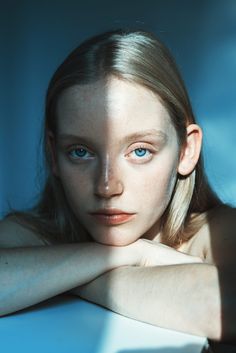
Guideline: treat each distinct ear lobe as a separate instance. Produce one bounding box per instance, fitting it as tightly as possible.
[47,130,59,177]
[178,124,202,176]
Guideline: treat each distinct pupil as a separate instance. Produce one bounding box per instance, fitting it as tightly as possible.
[136,148,146,157]
[76,148,86,157]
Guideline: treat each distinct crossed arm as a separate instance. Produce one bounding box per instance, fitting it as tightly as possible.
[2,208,236,341]
[69,208,236,342]
[70,263,223,339]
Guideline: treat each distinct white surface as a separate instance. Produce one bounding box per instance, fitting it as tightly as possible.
[0,294,207,353]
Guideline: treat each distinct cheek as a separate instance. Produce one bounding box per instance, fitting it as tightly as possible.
[58,164,91,204]
[133,161,178,208]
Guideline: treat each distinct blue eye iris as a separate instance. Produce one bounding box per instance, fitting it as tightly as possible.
[134,148,147,157]
[68,146,151,161]
[70,148,88,158]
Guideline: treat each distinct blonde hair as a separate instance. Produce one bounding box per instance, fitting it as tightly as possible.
[6,29,222,247]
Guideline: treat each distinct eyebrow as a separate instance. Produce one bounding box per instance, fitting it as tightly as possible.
[57,129,167,145]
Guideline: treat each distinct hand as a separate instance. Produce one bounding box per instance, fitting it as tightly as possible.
[130,238,203,267]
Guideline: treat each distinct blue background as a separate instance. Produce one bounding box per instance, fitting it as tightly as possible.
[1,0,236,218]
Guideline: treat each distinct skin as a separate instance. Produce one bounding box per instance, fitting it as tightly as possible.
[2,75,236,340]
[49,75,202,247]
[49,74,235,341]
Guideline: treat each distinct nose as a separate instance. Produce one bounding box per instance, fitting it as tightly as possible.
[94,156,124,198]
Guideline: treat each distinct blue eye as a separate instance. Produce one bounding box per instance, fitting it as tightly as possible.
[133,148,153,159]
[68,148,91,159]
[134,148,149,157]
[67,145,153,162]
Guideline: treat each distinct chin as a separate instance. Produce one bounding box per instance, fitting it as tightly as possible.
[93,234,136,247]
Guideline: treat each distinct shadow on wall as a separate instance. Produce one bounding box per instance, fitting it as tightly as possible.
[117,343,208,353]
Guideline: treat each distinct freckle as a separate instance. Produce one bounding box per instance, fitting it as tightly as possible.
[5,262,8,265]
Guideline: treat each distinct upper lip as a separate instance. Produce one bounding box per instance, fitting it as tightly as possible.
[90,208,135,215]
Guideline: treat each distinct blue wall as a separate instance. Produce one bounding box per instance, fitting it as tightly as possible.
[1,0,236,218]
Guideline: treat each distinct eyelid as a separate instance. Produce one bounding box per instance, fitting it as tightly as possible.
[66,145,94,161]
[66,141,157,150]
[66,144,92,153]
[67,142,90,149]
[127,142,157,153]
[65,142,158,159]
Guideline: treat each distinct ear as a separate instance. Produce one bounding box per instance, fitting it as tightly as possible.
[46,130,59,177]
[178,124,202,176]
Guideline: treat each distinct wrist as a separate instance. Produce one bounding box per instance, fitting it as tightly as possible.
[107,242,139,268]
[90,241,137,270]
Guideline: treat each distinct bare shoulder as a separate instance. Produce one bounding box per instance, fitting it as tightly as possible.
[0,216,51,248]
[188,205,236,266]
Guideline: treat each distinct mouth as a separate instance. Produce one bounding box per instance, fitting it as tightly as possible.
[89,210,136,225]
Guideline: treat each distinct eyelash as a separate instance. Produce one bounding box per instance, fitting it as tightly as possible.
[67,144,155,162]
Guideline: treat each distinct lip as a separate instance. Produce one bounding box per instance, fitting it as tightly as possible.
[89,213,136,225]
[89,209,136,225]
[90,208,135,215]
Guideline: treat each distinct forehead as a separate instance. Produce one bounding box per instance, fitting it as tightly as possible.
[55,77,173,136]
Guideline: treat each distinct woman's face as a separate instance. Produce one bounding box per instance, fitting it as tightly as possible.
[53,76,181,246]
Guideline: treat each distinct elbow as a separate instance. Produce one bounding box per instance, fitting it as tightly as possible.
[205,302,236,343]
[217,312,236,343]
[215,269,236,343]
[202,266,236,342]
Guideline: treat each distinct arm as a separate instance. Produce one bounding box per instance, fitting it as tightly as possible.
[71,263,222,340]
[0,218,137,316]
[69,207,236,342]
[0,216,202,317]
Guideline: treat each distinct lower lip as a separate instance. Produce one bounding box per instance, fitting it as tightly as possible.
[90,213,136,225]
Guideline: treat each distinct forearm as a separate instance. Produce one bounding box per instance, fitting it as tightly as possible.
[0,242,134,316]
[72,264,223,340]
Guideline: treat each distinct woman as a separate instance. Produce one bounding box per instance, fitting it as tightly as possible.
[1,28,235,343]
